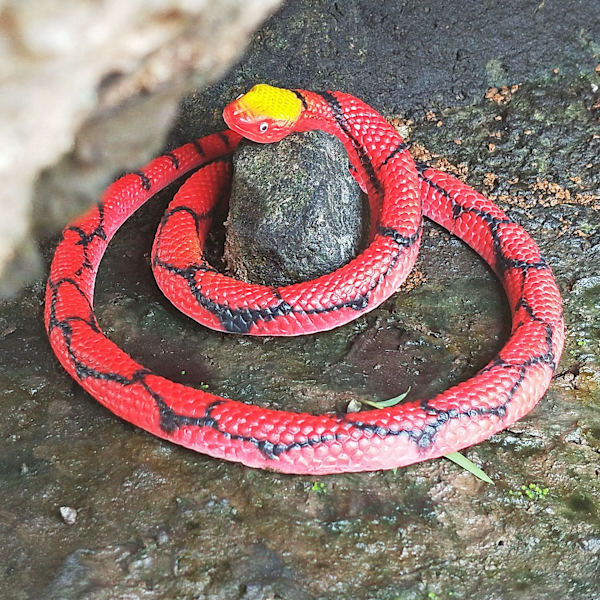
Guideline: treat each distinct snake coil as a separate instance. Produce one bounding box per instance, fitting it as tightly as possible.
[45,85,564,474]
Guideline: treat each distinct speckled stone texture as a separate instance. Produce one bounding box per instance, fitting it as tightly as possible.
[224,131,365,286]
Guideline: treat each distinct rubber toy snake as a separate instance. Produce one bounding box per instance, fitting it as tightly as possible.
[45,84,564,474]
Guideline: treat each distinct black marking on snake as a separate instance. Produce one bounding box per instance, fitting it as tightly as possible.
[215,303,296,334]
[164,152,180,170]
[47,278,99,337]
[380,142,409,167]
[377,225,421,247]
[347,399,502,450]
[47,278,98,334]
[292,89,309,110]
[64,207,107,274]
[319,91,384,198]
[480,333,556,376]
[152,253,293,333]
[347,373,520,450]
[451,202,511,227]
[422,391,511,423]
[156,398,223,434]
[347,419,417,442]
[74,360,142,385]
[158,205,211,239]
[499,255,548,275]
[515,296,545,323]
[132,170,151,191]
[217,132,231,148]
[192,139,205,157]
[302,294,369,314]
[157,245,401,331]
[153,256,218,276]
[98,203,105,229]
[513,294,552,340]
[70,218,107,246]
[138,384,346,459]
[47,280,105,376]
[271,288,285,302]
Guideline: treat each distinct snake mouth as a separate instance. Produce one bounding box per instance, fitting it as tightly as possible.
[222,102,290,143]
[222,102,245,133]
[223,105,262,142]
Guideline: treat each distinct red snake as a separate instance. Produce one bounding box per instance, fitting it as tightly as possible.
[45,84,564,474]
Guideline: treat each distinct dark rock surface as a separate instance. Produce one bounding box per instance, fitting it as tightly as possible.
[168,0,600,140]
[1,1,599,599]
[225,131,364,286]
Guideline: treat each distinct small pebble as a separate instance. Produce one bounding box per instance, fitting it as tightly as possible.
[346,399,362,413]
[581,537,600,554]
[60,506,78,525]
[156,530,170,545]
[564,427,582,444]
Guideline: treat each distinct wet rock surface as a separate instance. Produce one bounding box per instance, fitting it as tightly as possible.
[1,1,600,599]
[225,131,364,286]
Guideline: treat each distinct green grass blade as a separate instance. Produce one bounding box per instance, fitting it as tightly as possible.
[359,387,411,409]
[445,451,494,484]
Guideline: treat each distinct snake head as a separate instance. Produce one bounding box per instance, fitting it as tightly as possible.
[223,84,303,143]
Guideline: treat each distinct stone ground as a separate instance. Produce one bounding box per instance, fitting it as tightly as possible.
[1,1,600,599]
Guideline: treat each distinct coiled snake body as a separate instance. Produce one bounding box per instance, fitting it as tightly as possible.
[45,85,564,474]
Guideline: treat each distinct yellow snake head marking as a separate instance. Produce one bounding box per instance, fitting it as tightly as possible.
[223,83,303,143]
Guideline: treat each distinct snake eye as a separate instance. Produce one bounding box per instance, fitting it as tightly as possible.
[259,122,269,133]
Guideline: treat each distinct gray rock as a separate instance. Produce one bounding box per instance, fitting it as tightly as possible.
[224,130,365,286]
